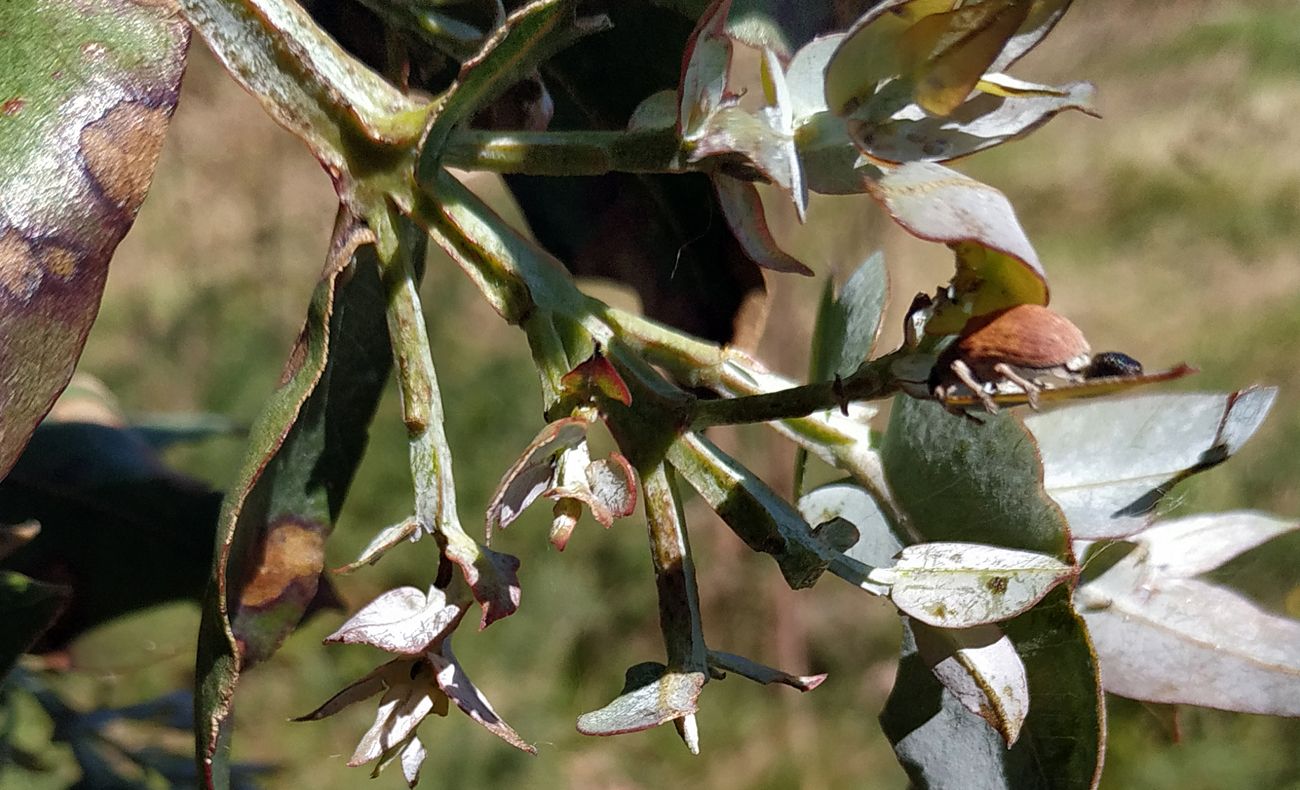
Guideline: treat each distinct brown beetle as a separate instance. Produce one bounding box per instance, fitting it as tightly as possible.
[928,304,1142,415]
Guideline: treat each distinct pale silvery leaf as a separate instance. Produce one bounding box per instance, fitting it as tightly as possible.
[713,176,812,275]
[1080,549,1300,715]
[576,662,706,737]
[798,481,902,569]
[486,417,589,536]
[1025,388,1277,539]
[399,736,425,787]
[351,675,438,766]
[432,640,536,754]
[1134,511,1299,579]
[849,76,1096,163]
[787,34,845,122]
[335,517,420,574]
[871,543,1075,628]
[679,0,732,138]
[912,620,1028,746]
[324,586,465,655]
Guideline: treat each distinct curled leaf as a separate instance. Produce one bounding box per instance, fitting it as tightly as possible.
[869,162,1047,334]
[576,662,706,737]
[324,586,466,655]
[910,620,1028,746]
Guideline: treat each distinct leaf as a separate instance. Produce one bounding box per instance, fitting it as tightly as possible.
[1079,534,1300,716]
[910,620,1028,745]
[1024,388,1277,539]
[196,213,393,790]
[869,162,1047,334]
[897,0,1031,117]
[0,422,223,648]
[418,0,610,172]
[849,75,1097,163]
[0,0,187,479]
[871,543,1076,628]
[706,649,826,692]
[881,589,1104,789]
[712,176,813,275]
[798,481,903,569]
[988,0,1074,74]
[678,0,733,138]
[669,432,840,589]
[809,251,889,381]
[1128,510,1299,578]
[0,570,69,681]
[576,662,706,737]
[179,0,424,178]
[787,34,844,122]
[485,417,589,535]
[432,640,537,754]
[823,0,912,116]
[323,586,466,655]
[882,397,1071,559]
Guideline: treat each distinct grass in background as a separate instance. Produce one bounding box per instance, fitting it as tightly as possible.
[8,1,1300,787]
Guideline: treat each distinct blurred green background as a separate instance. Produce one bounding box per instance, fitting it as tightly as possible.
[8,1,1300,787]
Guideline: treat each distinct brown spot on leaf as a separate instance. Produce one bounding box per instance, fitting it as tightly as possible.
[1,97,25,116]
[80,102,169,217]
[238,518,326,609]
[0,230,41,300]
[986,575,1008,594]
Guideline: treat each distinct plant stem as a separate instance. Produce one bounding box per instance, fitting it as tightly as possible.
[376,210,472,551]
[690,354,901,429]
[442,128,688,175]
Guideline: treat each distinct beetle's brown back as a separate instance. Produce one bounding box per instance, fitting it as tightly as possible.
[947,304,1090,369]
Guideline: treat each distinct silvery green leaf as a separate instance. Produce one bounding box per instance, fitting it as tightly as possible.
[872,543,1075,628]
[798,481,902,569]
[1079,547,1300,715]
[1132,511,1299,578]
[1025,388,1277,539]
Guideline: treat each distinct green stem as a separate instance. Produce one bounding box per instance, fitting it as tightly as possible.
[690,354,902,429]
[442,128,688,175]
[375,210,474,553]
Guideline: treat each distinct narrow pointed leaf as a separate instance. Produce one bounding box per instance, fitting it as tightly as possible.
[0,0,187,478]
[852,76,1096,163]
[1024,388,1277,539]
[485,417,588,535]
[713,176,813,275]
[433,642,537,754]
